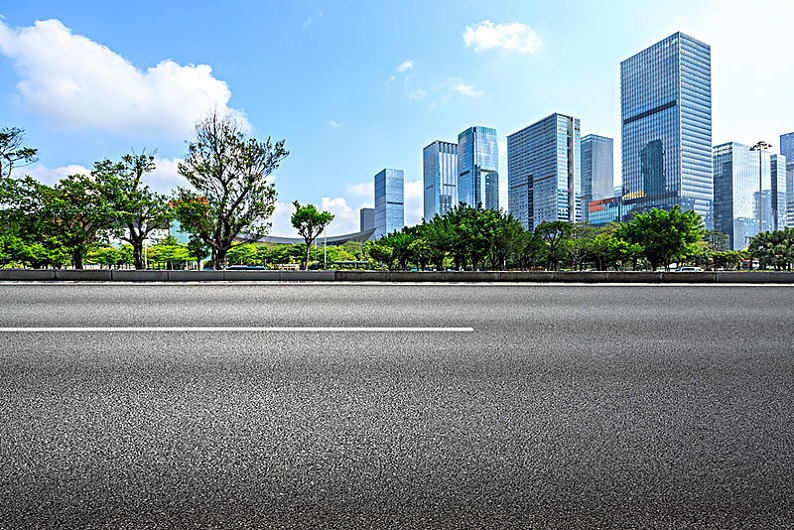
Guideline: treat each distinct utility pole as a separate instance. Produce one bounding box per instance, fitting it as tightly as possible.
[750,141,772,235]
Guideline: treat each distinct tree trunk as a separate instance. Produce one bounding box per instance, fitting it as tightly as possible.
[214,248,228,270]
[72,250,84,270]
[132,244,145,270]
[304,240,312,270]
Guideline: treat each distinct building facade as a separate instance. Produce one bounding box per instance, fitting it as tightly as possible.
[359,207,374,232]
[373,168,404,239]
[458,126,499,210]
[580,134,614,223]
[621,32,713,229]
[771,154,787,231]
[423,140,458,219]
[507,113,581,230]
[781,132,794,227]
[713,142,773,250]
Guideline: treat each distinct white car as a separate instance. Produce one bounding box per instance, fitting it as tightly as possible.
[675,266,703,272]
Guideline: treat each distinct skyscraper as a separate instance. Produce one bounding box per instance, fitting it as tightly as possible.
[621,32,713,228]
[580,134,614,223]
[713,142,772,250]
[507,113,581,230]
[771,154,787,231]
[457,126,499,210]
[423,140,458,219]
[359,207,374,232]
[373,168,404,239]
[781,132,794,227]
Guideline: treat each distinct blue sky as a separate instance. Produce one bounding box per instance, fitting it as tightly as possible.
[2,1,793,235]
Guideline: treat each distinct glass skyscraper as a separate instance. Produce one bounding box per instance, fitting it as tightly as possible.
[374,168,404,239]
[713,142,773,250]
[507,113,581,230]
[423,140,458,219]
[771,154,787,231]
[580,134,614,223]
[457,126,499,210]
[621,32,713,229]
[781,132,794,227]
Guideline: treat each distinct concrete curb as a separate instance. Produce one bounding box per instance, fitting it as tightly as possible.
[2,269,794,283]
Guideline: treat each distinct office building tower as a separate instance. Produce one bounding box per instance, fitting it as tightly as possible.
[423,141,458,219]
[359,207,374,232]
[507,113,581,230]
[621,32,713,228]
[771,154,787,231]
[580,134,614,223]
[374,168,404,239]
[781,132,794,227]
[457,126,499,210]
[713,142,773,250]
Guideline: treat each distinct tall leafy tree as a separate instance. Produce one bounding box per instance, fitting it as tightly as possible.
[615,206,704,270]
[535,221,572,270]
[0,127,38,178]
[290,201,334,270]
[92,152,172,269]
[174,111,288,269]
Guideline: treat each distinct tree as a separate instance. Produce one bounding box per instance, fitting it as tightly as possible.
[187,235,210,270]
[365,241,394,270]
[0,127,38,178]
[488,211,524,270]
[615,207,704,270]
[174,111,288,269]
[566,223,598,270]
[92,152,173,269]
[290,201,334,270]
[148,235,190,270]
[535,221,572,270]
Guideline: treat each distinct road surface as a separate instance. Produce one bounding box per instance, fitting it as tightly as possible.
[1,283,792,529]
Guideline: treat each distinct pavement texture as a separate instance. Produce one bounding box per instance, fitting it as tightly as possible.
[0,283,793,529]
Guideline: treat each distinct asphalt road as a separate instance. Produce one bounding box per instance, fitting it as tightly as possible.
[1,283,793,529]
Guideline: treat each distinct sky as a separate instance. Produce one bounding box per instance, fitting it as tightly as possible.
[2,0,793,236]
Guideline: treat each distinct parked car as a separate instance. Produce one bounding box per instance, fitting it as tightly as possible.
[675,266,703,272]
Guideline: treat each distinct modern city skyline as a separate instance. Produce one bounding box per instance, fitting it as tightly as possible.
[580,134,614,223]
[781,132,794,227]
[373,168,404,239]
[457,126,499,211]
[423,140,458,220]
[713,142,773,250]
[507,113,581,230]
[620,32,713,229]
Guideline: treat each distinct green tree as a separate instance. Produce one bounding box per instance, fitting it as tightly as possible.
[174,111,288,269]
[0,127,38,178]
[365,241,394,270]
[290,201,335,270]
[566,223,598,271]
[148,235,190,270]
[615,207,704,270]
[187,235,210,270]
[92,152,173,269]
[535,221,572,271]
[488,211,524,270]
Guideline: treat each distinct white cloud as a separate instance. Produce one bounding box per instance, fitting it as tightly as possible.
[302,17,313,28]
[14,163,90,185]
[451,83,483,98]
[463,20,542,54]
[346,181,374,198]
[0,18,245,139]
[269,201,297,237]
[329,120,342,128]
[408,88,426,100]
[396,60,414,73]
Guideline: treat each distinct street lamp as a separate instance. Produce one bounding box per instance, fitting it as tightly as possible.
[749,140,772,235]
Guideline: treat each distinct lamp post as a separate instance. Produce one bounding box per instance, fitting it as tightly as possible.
[323,227,327,270]
[749,140,772,236]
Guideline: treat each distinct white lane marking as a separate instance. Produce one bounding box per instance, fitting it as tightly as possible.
[0,327,474,333]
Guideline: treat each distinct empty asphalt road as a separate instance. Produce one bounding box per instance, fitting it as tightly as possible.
[1,282,793,529]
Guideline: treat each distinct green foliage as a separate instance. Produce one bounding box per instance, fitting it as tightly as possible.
[748,228,794,270]
[147,235,191,270]
[291,201,334,269]
[227,243,267,266]
[364,241,394,270]
[92,152,172,269]
[615,206,704,270]
[174,111,288,269]
[0,127,38,178]
[535,221,572,271]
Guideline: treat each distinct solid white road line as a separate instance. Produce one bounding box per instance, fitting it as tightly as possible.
[0,327,474,333]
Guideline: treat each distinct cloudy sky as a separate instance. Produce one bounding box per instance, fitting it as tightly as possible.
[2,1,793,236]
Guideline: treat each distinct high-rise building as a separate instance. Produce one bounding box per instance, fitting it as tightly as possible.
[713,142,773,250]
[781,132,794,227]
[423,141,458,219]
[621,32,713,228]
[771,154,787,231]
[359,207,374,232]
[374,168,404,239]
[457,126,499,210]
[580,134,614,223]
[507,113,581,230]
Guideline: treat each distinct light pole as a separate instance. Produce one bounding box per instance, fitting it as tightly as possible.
[750,140,772,235]
[323,227,327,270]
